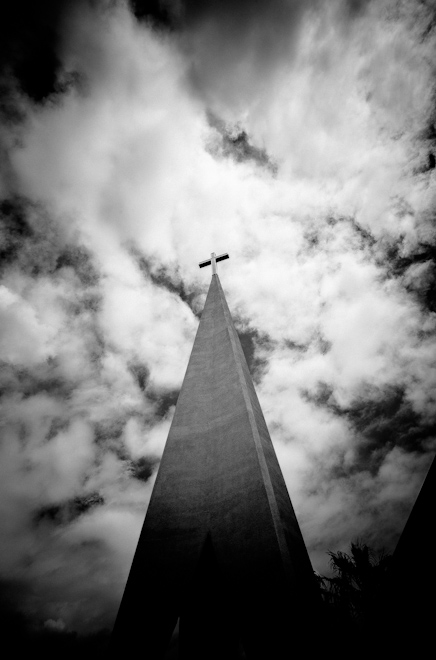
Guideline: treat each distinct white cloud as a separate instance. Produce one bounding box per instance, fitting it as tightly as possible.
[0,284,55,363]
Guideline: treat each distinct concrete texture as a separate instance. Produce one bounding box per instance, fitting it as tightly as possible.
[111,274,320,658]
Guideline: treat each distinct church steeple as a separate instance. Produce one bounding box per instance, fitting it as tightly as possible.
[111,262,320,658]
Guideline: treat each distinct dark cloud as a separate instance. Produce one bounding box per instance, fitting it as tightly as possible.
[300,212,436,315]
[0,80,24,126]
[304,382,436,475]
[94,418,126,447]
[179,0,316,31]
[413,111,436,173]
[207,112,277,172]
[132,0,375,47]
[0,196,43,271]
[331,215,377,250]
[342,0,373,19]
[0,1,84,102]
[383,242,436,312]
[47,416,70,440]
[147,387,179,418]
[129,0,174,28]
[0,197,101,293]
[0,196,103,340]
[236,324,273,384]
[130,455,159,481]
[427,152,435,170]
[283,338,309,353]
[179,0,319,108]
[35,493,105,527]
[314,332,332,356]
[131,247,203,317]
[346,387,435,463]
[132,0,318,31]
[301,381,336,411]
[130,361,179,418]
[300,215,377,261]
[421,116,436,140]
[0,360,73,401]
[65,289,103,317]
[129,362,150,393]
[56,245,100,288]
[153,0,376,111]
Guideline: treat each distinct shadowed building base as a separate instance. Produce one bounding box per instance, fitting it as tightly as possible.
[178,536,242,660]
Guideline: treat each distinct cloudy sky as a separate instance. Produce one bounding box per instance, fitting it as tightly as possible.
[1,0,435,642]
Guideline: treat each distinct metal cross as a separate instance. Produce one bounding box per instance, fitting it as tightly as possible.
[199,252,229,274]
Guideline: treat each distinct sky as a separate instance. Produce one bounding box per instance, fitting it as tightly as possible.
[0,0,435,645]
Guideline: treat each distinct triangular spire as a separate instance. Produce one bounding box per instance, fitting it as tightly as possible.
[111,273,320,658]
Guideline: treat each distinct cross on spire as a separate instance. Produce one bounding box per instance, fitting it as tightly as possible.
[199,252,229,275]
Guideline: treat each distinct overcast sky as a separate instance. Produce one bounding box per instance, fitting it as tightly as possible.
[0,0,435,640]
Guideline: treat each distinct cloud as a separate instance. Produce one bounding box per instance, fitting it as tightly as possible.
[175,0,322,113]
[0,1,81,102]
[44,617,66,631]
[205,111,278,173]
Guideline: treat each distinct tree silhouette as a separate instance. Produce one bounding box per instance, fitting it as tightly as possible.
[317,541,392,653]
